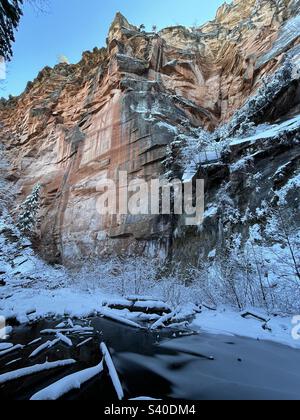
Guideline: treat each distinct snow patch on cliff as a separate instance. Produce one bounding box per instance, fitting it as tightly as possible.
[230,114,300,145]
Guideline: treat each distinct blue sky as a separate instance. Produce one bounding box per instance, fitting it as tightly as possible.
[2,0,227,98]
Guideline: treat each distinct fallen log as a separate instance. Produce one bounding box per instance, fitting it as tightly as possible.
[103,299,172,316]
[126,295,161,302]
[240,311,269,323]
[99,308,145,329]
[150,311,177,330]
[0,359,76,385]
[150,304,201,330]
[100,342,124,400]
[30,362,103,400]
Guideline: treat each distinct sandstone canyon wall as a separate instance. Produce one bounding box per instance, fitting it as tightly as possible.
[0,0,300,265]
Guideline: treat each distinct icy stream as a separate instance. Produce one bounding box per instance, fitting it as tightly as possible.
[0,317,300,400]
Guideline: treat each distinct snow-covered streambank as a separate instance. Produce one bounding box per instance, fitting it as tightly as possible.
[1,282,299,350]
[192,307,300,350]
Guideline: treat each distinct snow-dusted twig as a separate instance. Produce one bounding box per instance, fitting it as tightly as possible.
[27,338,42,347]
[0,359,76,385]
[30,362,103,400]
[5,358,22,366]
[41,327,93,335]
[76,337,93,348]
[100,342,124,400]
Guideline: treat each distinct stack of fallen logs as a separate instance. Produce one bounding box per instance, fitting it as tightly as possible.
[101,296,201,331]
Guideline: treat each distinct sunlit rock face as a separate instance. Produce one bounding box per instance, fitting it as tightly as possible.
[0,0,299,264]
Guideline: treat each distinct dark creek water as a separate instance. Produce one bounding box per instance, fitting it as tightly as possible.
[0,317,300,400]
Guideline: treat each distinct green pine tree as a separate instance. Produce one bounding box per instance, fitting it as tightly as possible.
[0,0,23,61]
[17,184,41,234]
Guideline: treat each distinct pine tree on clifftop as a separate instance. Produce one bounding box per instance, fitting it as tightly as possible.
[0,0,23,61]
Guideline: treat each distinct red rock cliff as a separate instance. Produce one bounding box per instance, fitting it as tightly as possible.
[0,0,299,264]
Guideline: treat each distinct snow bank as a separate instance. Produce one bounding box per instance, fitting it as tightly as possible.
[0,288,109,323]
[192,307,300,349]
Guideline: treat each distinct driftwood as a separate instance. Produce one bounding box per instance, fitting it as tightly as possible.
[150,305,201,330]
[166,321,189,330]
[103,299,172,316]
[100,342,124,400]
[262,322,272,332]
[40,327,94,335]
[170,308,201,325]
[99,308,145,330]
[240,311,269,323]
[202,303,216,311]
[126,295,161,302]
[150,311,177,330]
[102,298,201,331]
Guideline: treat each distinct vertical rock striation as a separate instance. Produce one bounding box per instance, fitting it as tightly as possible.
[0,0,299,264]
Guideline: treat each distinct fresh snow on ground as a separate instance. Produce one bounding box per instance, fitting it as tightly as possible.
[0,259,299,349]
[1,287,111,323]
[192,307,300,349]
